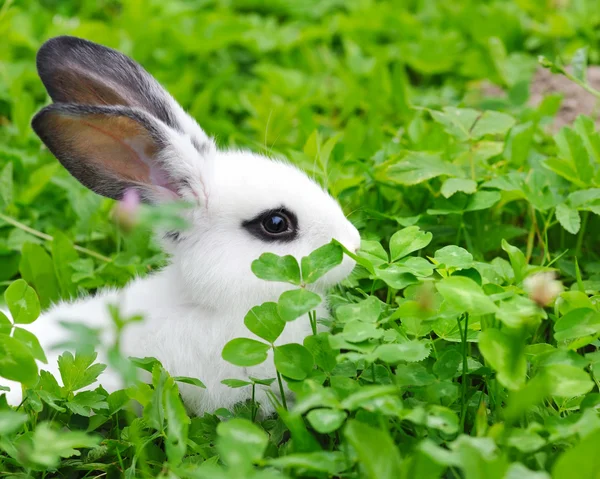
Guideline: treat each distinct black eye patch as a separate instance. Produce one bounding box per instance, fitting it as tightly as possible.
[242,207,298,242]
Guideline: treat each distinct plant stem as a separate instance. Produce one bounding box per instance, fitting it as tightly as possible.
[309,310,317,335]
[0,0,14,23]
[459,313,469,432]
[386,287,394,305]
[276,371,287,410]
[525,206,535,263]
[251,383,257,422]
[575,211,589,258]
[0,213,112,263]
[559,67,600,99]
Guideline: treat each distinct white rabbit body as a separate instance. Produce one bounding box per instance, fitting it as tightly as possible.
[1,37,360,415]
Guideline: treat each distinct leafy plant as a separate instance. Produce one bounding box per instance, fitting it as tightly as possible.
[1,0,600,477]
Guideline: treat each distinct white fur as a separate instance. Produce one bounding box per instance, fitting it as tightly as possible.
[2,88,360,417]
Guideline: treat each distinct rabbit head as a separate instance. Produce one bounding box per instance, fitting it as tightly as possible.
[32,36,361,311]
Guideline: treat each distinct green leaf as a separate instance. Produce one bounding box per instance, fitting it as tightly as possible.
[358,240,388,266]
[401,440,449,479]
[568,188,600,208]
[66,391,109,416]
[340,385,398,411]
[58,351,107,392]
[24,423,100,468]
[0,161,13,208]
[277,289,321,322]
[375,266,419,290]
[434,245,474,269]
[279,409,322,452]
[436,276,497,315]
[244,302,285,342]
[542,157,585,187]
[19,163,60,205]
[0,410,27,435]
[13,327,47,363]
[433,349,462,380]
[144,364,168,430]
[501,239,527,284]
[0,334,38,385]
[38,370,63,399]
[70,258,95,283]
[129,356,161,373]
[506,463,550,479]
[471,111,516,139]
[172,376,206,388]
[504,122,535,166]
[426,405,460,435]
[4,279,40,324]
[248,377,275,386]
[554,308,600,341]
[441,178,477,198]
[51,231,79,299]
[0,311,10,334]
[393,257,435,277]
[375,341,431,363]
[303,333,337,372]
[274,343,314,380]
[451,435,508,479]
[344,419,403,479]
[557,291,595,314]
[506,427,546,454]
[0,252,20,283]
[395,364,436,387]
[552,430,600,479]
[266,451,346,475]
[430,107,479,141]
[336,296,382,323]
[164,378,190,465]
[571,46,588,83]
[221,379,252,388]
[306,408,347,433]
[389,226,432,261]
[216,418,268,468]
[301,242,343,283]
[555,127,594,184]
[383,151,462,185]
[251,253,301,285]
[222,338,270,367]
[292,385,340,414]
[573,116,600,166]
[542,364,594,397]
[19,243,60,309]
[341,320,384,343]
[464,191,501,211]
[479,329,526,390]
[555,203,581,234]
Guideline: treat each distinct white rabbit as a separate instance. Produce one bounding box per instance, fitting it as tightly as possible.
[0,37,361,415]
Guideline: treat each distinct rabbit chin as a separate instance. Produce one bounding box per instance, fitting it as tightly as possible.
[315,255,357,290]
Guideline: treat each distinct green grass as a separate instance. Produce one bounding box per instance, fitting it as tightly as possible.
[1,0,600,477]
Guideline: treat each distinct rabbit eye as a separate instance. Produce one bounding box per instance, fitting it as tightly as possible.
[263,214,288,234]
[242,208,298,242]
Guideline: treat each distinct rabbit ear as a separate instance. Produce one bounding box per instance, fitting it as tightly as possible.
[32,103,189,202]
[35,36,212,150]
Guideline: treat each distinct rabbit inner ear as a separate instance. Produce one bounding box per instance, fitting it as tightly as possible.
[50,68,131,108]
[36,36,179,131]
[32,104,179,202]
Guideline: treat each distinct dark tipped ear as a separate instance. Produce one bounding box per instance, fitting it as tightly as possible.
[36,36,179,131]
[32,103,180,202]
